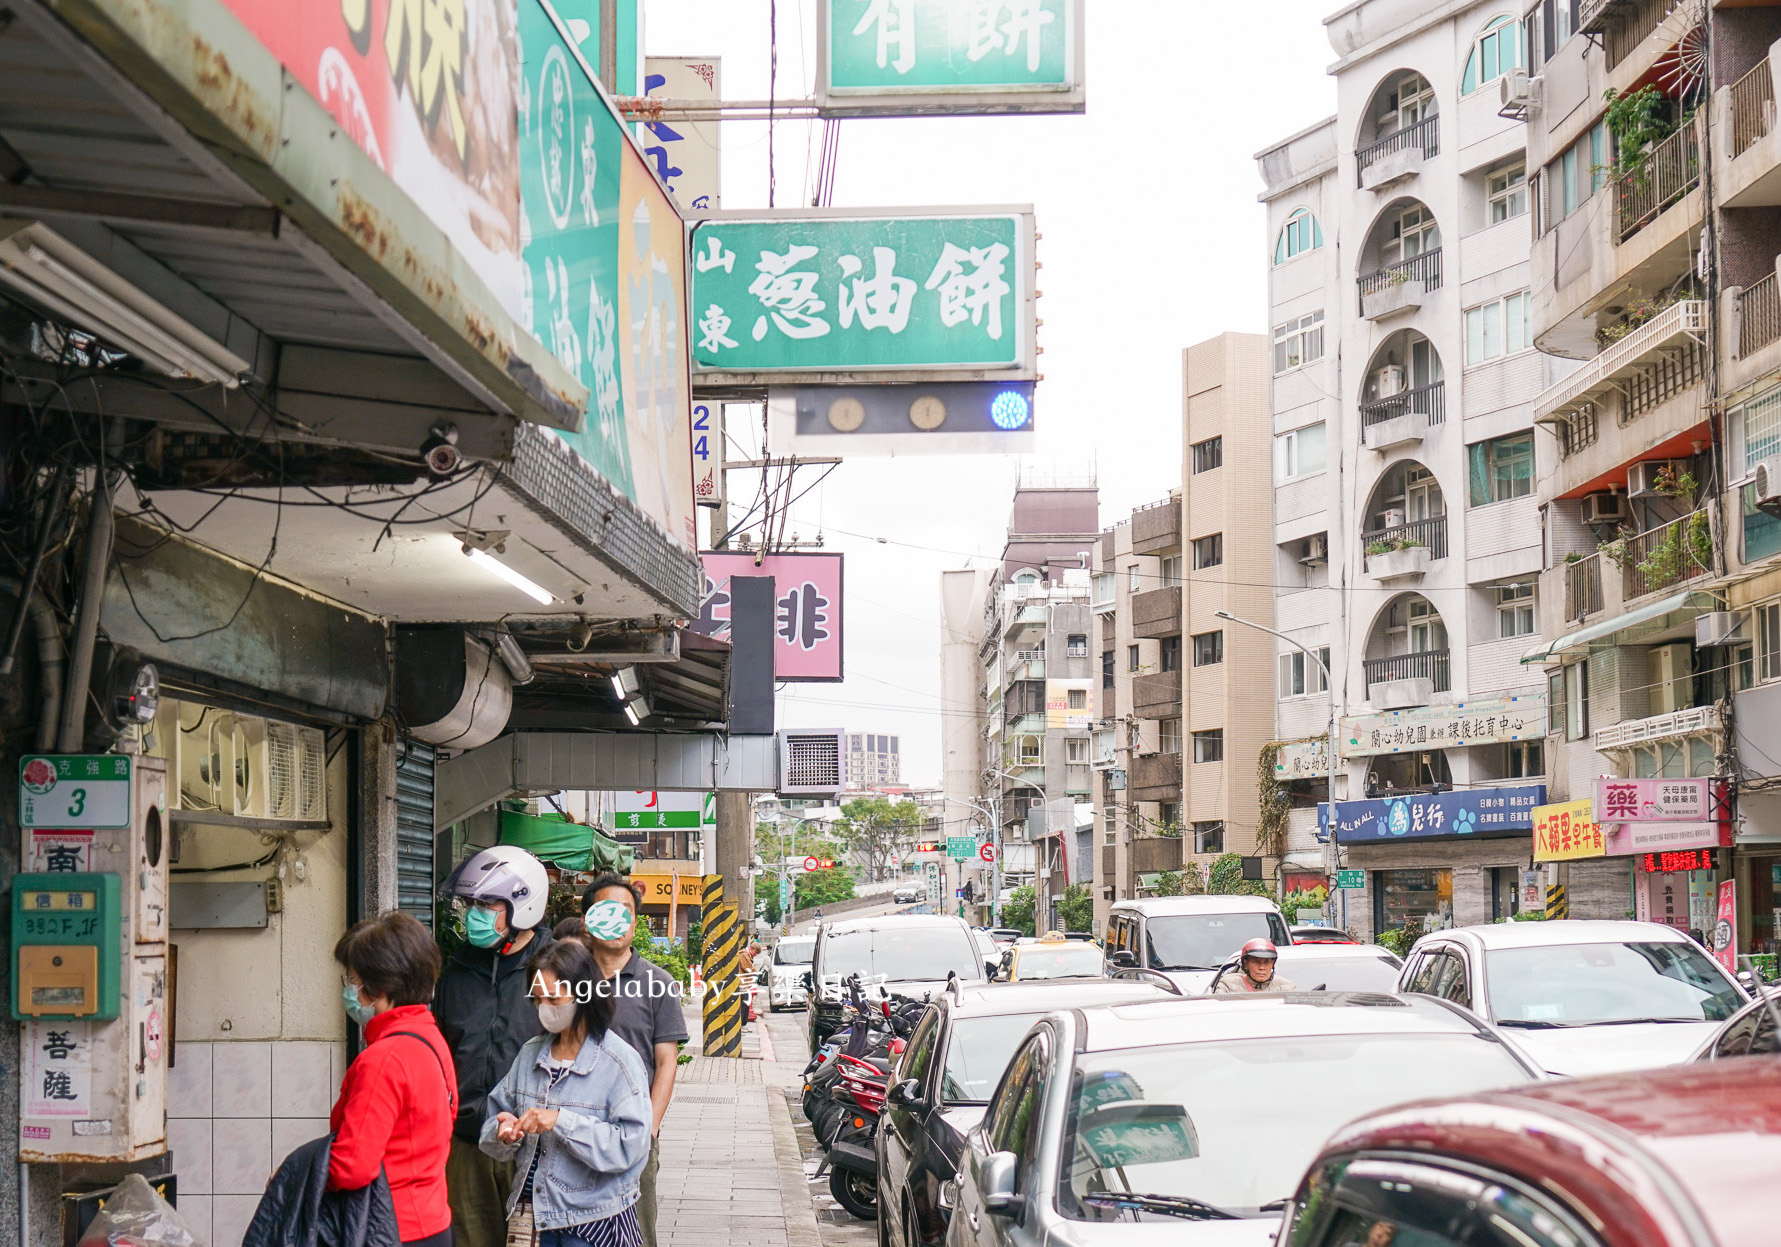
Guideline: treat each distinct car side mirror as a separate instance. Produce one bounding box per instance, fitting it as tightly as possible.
[1738,970,1756,986]
[1107,950,1137,969]
[981,1150,1024,1216]
[985,956,1000,976]
[800,970,813,990]
[889,1078,926,1111]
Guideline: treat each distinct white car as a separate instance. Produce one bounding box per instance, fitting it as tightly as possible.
[1103,895,1292,993]
[894,883,927,905]
[1204,942,1402,993]
[1397,920,1749,1077]
[757,936,816,1012]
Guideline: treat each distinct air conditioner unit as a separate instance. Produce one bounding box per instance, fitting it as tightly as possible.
[266,721,328,822]
[1383,507,1407,529]
[1648,642,1693,715]
[1299,534,1329,566]
[1580,491,1628,527]
[1753,455,1781,515]
[1499,68,1530,112]
[1372,365,1406,397]
[778,728,845,795]
[1627,459,1688,499]
[1695,612,1744,648]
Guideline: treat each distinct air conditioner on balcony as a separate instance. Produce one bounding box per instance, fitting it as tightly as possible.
[1753,455,1781,516]
[1627,460,1688,499]
[1695,612,1744,648]
[1648,642,1693,716]
[1299,534,1329,566]
[1372,365,1406,397]
[1580,491,1628,527]
[1383,508,1407,529]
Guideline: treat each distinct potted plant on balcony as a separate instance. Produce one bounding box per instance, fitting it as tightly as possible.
[1367,534,1430,580]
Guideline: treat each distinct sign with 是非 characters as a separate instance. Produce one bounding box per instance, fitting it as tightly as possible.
[691,552,845,681]
[1342,695,1545,759]
[1317,785,1545,844]
[817,0,1085,116]
[1593,778,1721,825]
[1532,800,1606,862]
[688,210,1035,383]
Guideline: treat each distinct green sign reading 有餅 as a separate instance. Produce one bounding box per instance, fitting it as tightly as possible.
[690,211,1033,382]
[819,0,1084,116]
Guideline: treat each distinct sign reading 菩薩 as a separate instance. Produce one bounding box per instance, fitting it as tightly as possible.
[1532,800,1606,862]
[690,552,845,681]
[1317,785,1545,844]
[817,0,1085,116]
[1342,695,1545,759]
[688,211,1035,383]
[1593,778,1721,824]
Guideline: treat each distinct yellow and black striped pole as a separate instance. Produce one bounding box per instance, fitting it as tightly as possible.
[701,873,745,1056]
[1545,881,1568,920]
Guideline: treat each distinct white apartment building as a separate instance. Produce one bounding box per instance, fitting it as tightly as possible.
[845,732,902,787]
[1258,0,1556,939]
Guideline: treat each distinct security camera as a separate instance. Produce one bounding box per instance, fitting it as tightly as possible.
[421,422,461,476]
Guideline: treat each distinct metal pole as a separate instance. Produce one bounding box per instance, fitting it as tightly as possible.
[60,423,120,752]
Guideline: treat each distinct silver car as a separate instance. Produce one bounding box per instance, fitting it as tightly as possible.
[758,936,816,1011]
[944,993,1543,1247]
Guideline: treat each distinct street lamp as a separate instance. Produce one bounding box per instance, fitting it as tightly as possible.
[1213,609,1344,929]
[769,813,823,934]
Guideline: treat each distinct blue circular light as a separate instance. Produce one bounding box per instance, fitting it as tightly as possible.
[991,390,1031,430]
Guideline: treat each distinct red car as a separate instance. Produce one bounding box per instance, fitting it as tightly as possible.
[1278,1055,1781,1246]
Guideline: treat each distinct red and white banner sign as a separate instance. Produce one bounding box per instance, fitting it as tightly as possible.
[1593,778,1722,825]
[1603,820,1730,857]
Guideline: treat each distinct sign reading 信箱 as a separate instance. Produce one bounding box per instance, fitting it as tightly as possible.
[1593,778,1720,825]
[1335,870,1364,890]
[689,210,1035,384]
[1532,800,1606,862]
[947,837,977,861]
[817,0,1084,116]
[1318,785,1545,844]
[20,756,131,831]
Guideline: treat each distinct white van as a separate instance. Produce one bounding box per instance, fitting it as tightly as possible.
[1104,895,1293,993]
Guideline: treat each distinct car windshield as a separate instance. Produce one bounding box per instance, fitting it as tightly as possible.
[1146,913,1287,971]
[820,928,985,984]
[774,939,815,966]
[1058,1033,1533,1217]
[1485,941,1742,1025]
[1016,944,1105,980]
[941,1013,1046,1103]
[1269,954,1400,992]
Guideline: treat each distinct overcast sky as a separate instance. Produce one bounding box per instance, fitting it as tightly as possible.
[644,1,1339,787]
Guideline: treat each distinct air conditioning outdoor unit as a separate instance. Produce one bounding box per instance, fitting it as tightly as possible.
[1627,459,1688,499]
[1648,642,1693,716]
[1372,365,1406,397]
[1580,491,1628,527]
[1299,534,1329,566]
[1695,612,1744,648]
[1383,507,1407,529]
[1753,455,1781,516]
[778,728,845,795]
[1498,68,1535,118]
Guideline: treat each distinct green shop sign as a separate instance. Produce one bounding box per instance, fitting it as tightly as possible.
[690,210,1034,382]
[818,0,1084,116]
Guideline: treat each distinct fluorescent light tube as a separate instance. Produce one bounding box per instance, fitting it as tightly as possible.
[465,547,554,604]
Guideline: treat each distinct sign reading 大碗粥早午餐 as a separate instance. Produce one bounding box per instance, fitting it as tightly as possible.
[688,210,1035,385]
[817,0,1085,116]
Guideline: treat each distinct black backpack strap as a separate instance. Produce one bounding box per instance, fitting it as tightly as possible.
[384,1030,457,1117]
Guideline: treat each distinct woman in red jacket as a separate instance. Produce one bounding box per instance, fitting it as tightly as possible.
[331,910,458,1247]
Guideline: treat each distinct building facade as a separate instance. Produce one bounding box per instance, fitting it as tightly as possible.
[1259,0,1560,939]
[846,732,903,787]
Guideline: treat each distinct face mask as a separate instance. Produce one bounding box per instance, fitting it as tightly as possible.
[342,982,376,1026]
[464,905,505,948]
[537,999,578,1034]
[585,899,634,942]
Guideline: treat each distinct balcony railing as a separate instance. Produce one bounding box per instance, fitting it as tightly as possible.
[1740,273,1780,359]
[1564,553,1605,620]
[1622,507,1714,599]
[1360,516,1448,560]
[1617,121,1700,243]
[1357,249,1442,306]
[1363,649,1451,694]
[1530,300,1706,423]
[1594,703,1724,751]
[1731,59,1775,160]
[1359,381,1445,429]
[1131,836,1184,875]
[1355,114,1439,185]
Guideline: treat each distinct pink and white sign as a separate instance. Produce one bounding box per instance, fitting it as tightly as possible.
[1714,880,1738,975]
[1604,820,1730,856]
[1593,778,1719,824]
[692,551,845,682]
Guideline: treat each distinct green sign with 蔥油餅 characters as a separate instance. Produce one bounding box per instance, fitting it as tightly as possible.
[819,0,1084,115]
[689,211,1033,382]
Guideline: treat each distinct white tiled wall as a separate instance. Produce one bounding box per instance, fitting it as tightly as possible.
[168,1040,345,1246]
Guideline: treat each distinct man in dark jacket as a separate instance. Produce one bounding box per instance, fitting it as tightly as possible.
[434,845,552,1247]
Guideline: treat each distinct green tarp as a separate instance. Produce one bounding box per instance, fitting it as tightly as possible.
[499,810,635,873]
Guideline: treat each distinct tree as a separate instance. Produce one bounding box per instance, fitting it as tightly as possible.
[1002,885,1037,937]
[831,796,925,882]
[1056,883,1094,934]
[752,821,857,913]
[1206,853,1277,903]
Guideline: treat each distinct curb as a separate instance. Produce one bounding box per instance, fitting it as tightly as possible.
[767,1085,827,1247]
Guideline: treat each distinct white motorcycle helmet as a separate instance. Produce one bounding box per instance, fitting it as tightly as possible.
[443,845,549,931]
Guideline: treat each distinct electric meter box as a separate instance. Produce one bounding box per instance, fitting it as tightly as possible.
[11,872,122,1021]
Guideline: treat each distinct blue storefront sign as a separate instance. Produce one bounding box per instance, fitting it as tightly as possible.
[1317,785,1546,844]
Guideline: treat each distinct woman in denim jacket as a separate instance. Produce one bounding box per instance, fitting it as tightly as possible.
[481,938,652,1246]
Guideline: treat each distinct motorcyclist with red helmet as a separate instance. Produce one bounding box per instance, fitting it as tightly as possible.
[1212,938,1298,993]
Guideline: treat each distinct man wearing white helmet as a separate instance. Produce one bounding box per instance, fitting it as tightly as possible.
[434,845,554,1247]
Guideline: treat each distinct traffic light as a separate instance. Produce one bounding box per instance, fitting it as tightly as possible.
[768,381,1037,455]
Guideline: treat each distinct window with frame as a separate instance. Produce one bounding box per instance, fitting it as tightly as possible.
[1193,729,1224,763]
[1497,583,1535,637]
[1016,734,1043,765]
[1065,737,1087,763]
[1542,121,1607,230]
[1271,311,1324,375]
[1102,650,1114,689]
[1192,533,1223,570]
[1159,635,1182,673]
[1530,0,1579,70]
[1158,802,1181,829]
[1469,432,1535,505]
[1159,719,1182,754]
[1067,688,1088,710]
[1192,821,1225,854]
[1488,164,1528,223]
[1128,564,1142,593]
[1506,739,1545,778]
[1159,555,1183,588]
[1743,386,1781,471]
[1279,646,1331,697]
[1275,422,1326,480]
[1191,436,1224,474]
[1465,292,1531,365]
[1128,644,1141,672]
[1192,631,1223,667]
[1760,603,1781,682]
[1273,208,1323,265]
[1066,633,1088,657]
[1092,571,1114,604]
[1389,204,1441,262]
[1564,661,1589,741]
[1463,15,1523,94]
